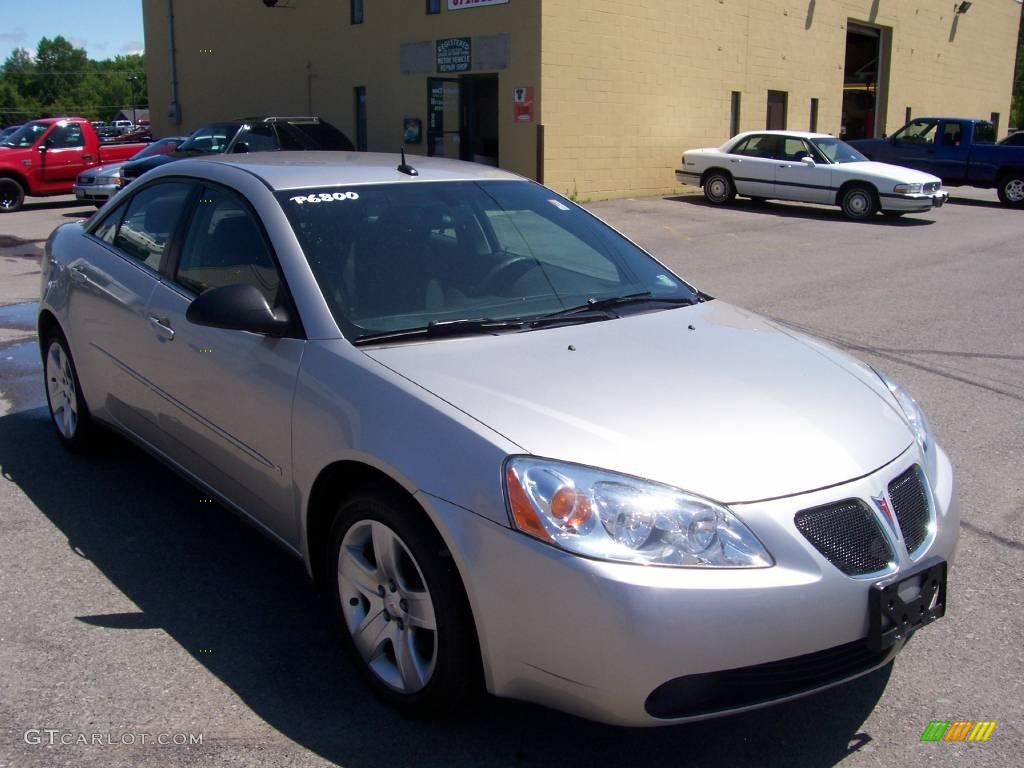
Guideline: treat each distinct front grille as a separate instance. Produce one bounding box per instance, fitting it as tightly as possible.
[794,499,893,576]
[645,639,894,719]
[924,181,941,193]
[888,465,931,555]
[79,176,94,185]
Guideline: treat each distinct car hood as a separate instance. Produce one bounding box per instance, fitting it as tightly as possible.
[82,162,125,179]
[836,161,940,184]
[364,302,913,504]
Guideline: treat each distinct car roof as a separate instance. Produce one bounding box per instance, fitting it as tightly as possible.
[173,151,525,190]
[235,116,326,123]
[728,130,835,141]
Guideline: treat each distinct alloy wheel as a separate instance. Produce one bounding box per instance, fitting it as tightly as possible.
[1004,178,1024,203]
[337,520,438,693]
[46,341,78,439]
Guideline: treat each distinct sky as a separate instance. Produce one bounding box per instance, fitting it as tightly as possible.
[0,0,145,62]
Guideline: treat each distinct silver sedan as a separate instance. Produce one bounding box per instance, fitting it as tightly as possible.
[39,152,958,726]
[73,136,185,206]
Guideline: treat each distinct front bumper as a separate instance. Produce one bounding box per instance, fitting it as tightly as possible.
[73,182,118,202]
[880,190,948,213]
[419,445,958,727]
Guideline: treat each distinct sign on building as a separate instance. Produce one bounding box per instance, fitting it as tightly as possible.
[448,0,510,9]
[437,37,472,73]
[513,86,534,123]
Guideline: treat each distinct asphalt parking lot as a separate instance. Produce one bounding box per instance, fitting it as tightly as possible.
[1,189,1021,768]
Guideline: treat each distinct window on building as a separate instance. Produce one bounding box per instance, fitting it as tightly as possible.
[730,91,741,137]
[351,0,363,24]
[354,86,368,151]
[809,98,819,132]
[990,112,1000,140]
[427,0,441,14]
[766,90,787,130]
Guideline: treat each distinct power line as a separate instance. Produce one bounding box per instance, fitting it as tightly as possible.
[0,71,146,76]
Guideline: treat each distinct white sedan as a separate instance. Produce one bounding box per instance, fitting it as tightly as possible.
[677,130,948,220]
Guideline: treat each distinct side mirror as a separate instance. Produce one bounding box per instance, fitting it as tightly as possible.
[233,142,250,154]
[800,156,815,167]
[185,284,290,337]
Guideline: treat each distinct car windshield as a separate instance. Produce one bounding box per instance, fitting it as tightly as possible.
[2,121,49,148]
[177,123,241,153]
[278,180,698,341]
[809,137,867,164]
[130,138,182,160]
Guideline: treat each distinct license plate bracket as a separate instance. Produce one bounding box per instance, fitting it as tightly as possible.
[868,557,947,652]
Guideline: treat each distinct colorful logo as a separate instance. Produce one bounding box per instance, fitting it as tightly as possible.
[920,721,997,742]
[871,492,901,540]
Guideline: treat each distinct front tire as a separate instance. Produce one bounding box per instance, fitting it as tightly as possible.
[703,172,736,205]
[995,173,1024,207]
[328,491,481,717]
[840,185,878,220]
[43,329,96,452]
[0,177,26,213]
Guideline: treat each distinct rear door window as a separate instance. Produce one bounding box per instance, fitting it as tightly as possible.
[111,182,194,270]
[732,135,779,158]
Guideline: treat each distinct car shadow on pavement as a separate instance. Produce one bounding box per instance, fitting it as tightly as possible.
[944,196,1007,209]
[14,199,94,214]
[665,195,935,225]
[0,406,891,768]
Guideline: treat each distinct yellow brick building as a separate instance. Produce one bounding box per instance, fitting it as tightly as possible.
[143,0,1021,200]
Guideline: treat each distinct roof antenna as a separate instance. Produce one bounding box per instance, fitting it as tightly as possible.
[398,147,419,176]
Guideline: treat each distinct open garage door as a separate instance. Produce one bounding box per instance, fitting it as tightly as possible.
[843,23,889,140]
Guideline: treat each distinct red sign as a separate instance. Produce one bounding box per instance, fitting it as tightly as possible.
[513,86,534,124]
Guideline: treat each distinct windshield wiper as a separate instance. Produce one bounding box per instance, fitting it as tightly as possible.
[353,317,529,345]
[541,291,699,319]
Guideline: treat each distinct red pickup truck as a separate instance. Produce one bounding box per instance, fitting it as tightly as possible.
[0,117,148,213]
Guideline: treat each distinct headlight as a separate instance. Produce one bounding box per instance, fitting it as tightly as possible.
[893,183,922,194]
[505,457,772,568]
[873,369,931,454]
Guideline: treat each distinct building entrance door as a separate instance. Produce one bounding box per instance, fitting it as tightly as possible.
[843,23,887,140]
[427,78,461,159]
[427,75,499,166]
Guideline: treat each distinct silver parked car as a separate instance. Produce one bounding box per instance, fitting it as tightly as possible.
[73,136,186,206]
[39,152,958,726]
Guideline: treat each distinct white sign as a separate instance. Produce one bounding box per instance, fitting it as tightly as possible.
[448,0,509,9]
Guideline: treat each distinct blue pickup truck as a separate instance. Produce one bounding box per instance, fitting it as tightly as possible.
[849,118,1024,208]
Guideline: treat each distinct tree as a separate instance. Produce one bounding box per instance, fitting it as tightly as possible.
[0,37,146,125]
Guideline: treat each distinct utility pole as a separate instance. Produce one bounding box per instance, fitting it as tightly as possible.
[126,74,141,126]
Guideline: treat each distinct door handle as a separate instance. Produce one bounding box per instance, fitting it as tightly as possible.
[729,158,741,163]
[69,265,88,284]
[147,315,175,340]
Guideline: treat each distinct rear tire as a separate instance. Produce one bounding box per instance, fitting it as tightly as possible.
[0,177,25,213]
[840,185,878,220]
[327,490,481,718]
[995,172,1024,207]
[703,172,736,205]
[43,329,97,452]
